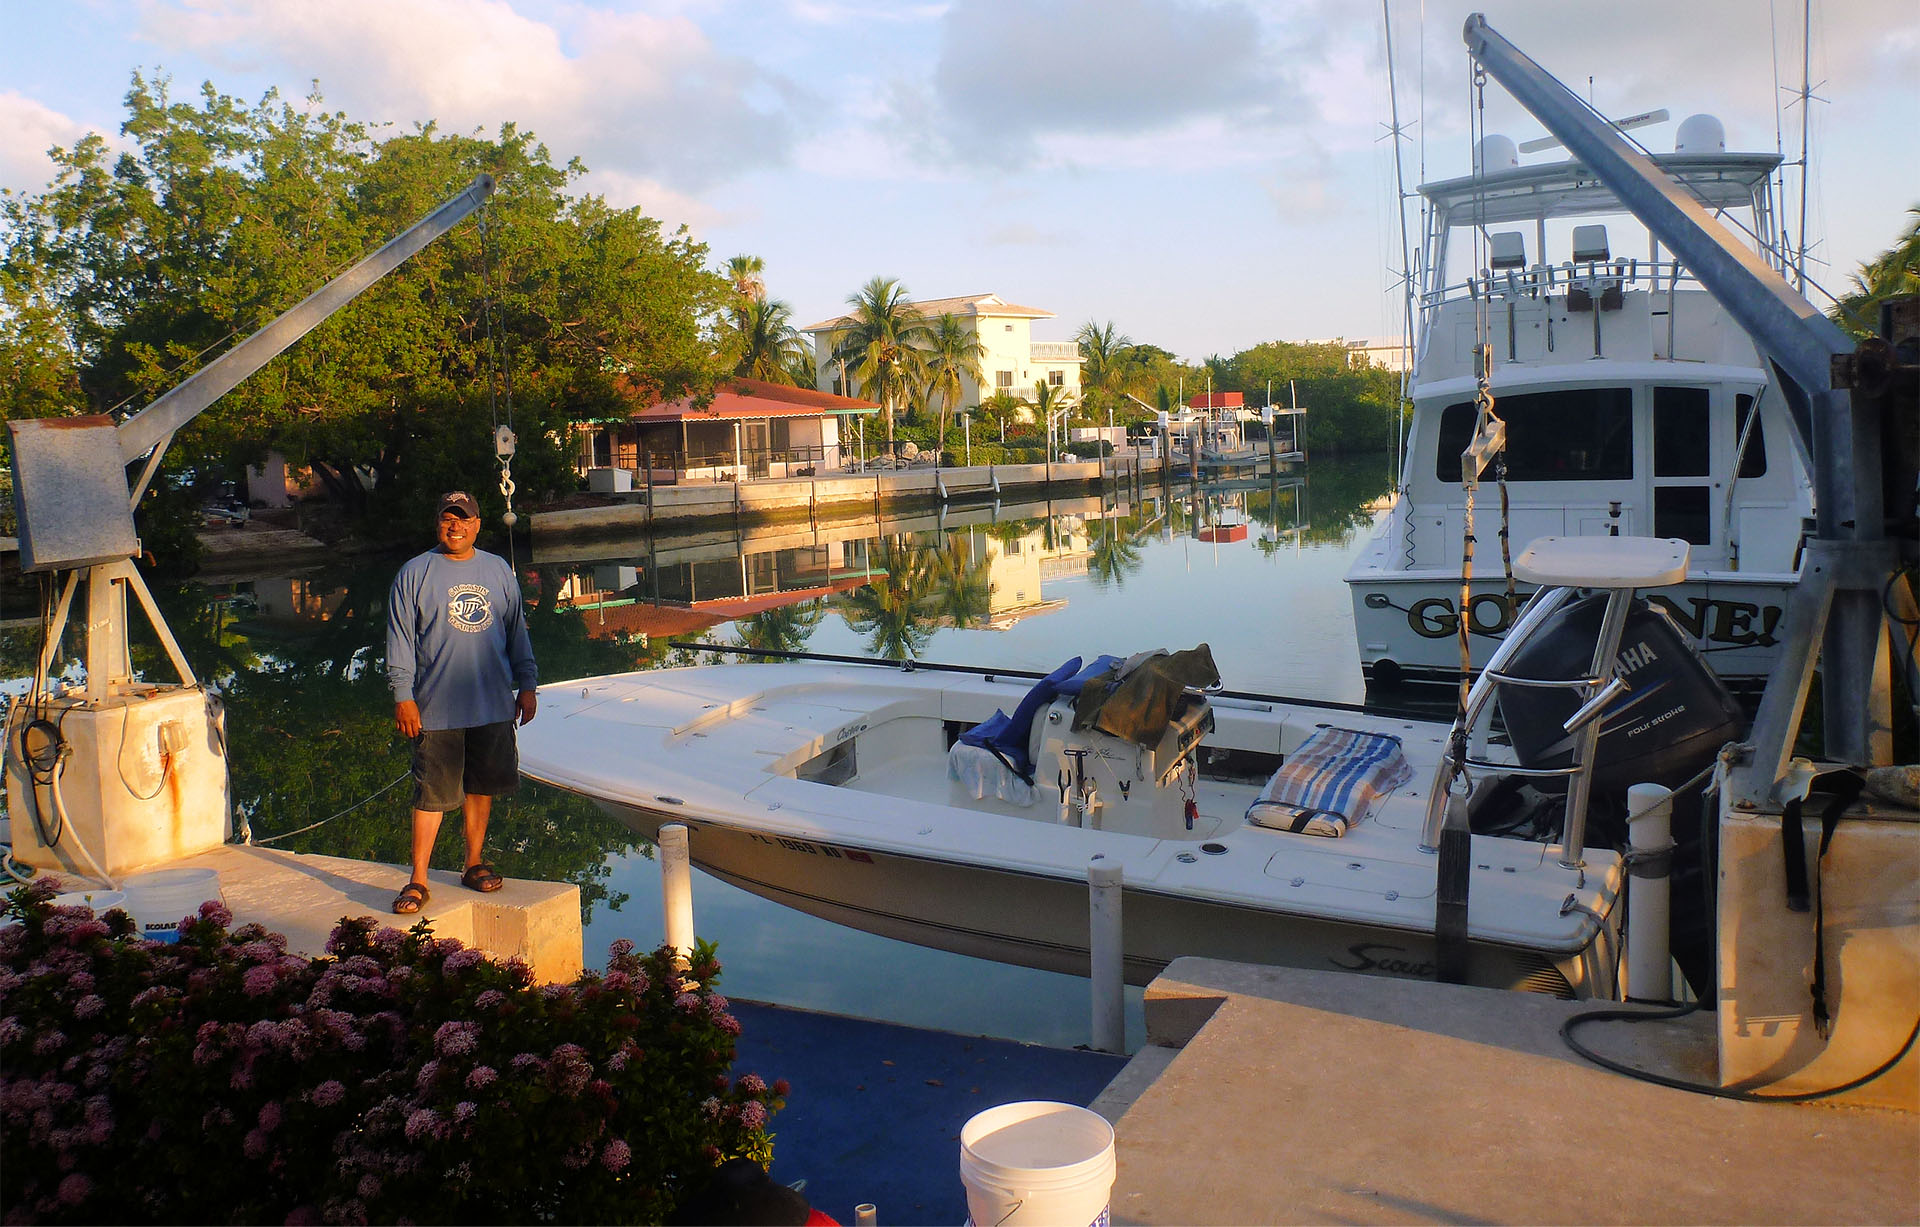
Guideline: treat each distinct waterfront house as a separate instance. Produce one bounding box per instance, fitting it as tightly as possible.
[575,378,882,486]
[800,293,1084,410]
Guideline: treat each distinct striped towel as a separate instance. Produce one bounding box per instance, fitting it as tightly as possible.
[1246,727,1413,837]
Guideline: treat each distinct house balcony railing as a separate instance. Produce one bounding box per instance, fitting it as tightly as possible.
[1029,341,1083,361]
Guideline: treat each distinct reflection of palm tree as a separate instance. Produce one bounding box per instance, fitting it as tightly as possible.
[928,537,991,628]
[731,599,824,656]
[832,533,938,659]
[1087,514,1146,588]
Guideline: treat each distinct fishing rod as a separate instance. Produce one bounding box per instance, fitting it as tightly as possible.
[668,641,1442,721]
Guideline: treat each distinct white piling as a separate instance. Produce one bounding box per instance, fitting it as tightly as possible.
[659,823,695,961]
[1625,783,1674,1002]
[853,1203,877,1225]
[1089,859,1125,1053]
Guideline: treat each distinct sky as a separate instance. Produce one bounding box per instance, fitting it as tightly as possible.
[2,0,1915,363]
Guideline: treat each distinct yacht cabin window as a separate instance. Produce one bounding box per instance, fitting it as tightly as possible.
[1654,386,1711,476]
[1434,387,1633,482]
[1734,393,1768,477]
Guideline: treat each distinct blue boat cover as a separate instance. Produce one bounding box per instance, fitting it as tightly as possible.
[956,655,1107,782]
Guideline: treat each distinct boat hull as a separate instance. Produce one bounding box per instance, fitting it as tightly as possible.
[578,794,1601,999]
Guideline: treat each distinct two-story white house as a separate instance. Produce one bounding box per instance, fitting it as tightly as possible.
[801,292,1083,409]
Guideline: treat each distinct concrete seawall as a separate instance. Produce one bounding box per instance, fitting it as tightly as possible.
[529,457,1207,542]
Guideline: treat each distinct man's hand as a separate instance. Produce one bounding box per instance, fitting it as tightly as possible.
[516,689,538,726]
[394,700,422,739]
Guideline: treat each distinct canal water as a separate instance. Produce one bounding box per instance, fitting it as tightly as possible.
[3,454,1395,1048]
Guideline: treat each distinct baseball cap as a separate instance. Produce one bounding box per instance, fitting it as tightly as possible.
[437,491,481,520]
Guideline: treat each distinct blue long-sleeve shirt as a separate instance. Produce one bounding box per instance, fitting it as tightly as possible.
[386,548,538,730]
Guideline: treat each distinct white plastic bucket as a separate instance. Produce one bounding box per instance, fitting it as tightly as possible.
[50,889,128,914]
[121,868,223,944]
[960,1101,1115,1227]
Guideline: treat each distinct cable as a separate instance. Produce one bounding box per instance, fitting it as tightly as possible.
[1562,1004,1919,1103]
[1564,750,1917,1102]
[251,772,411,846]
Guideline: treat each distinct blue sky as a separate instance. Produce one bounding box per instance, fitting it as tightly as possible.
[3,0,1915,361]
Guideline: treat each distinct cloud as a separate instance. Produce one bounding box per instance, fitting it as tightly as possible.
[141,0,804,192]
[0,92,89,194]
[983,222,1065,246]
[905,0,1303,167]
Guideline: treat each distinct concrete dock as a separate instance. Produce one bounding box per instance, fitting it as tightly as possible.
[1104,959,1917,1225]
[169,844,583,983]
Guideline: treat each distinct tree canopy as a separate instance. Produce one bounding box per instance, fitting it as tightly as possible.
[0,74,732,543]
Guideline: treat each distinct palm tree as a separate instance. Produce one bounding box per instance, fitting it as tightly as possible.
[731,297,812,385]
[1831,206,1919,339]
[832,277,932,449]
[923,313,986,462]
[1032,379,1077,451]
[1074,320,1133,413]
[724,255,766,324]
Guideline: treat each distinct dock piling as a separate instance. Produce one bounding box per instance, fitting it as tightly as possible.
[660,822,695,962]
[1625,783,1674,1002]
[1089,859,1125,1053]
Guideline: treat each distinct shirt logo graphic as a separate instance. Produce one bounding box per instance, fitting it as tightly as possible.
[446,584,494,633]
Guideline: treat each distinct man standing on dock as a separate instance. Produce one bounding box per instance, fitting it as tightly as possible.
[385,491,538,914]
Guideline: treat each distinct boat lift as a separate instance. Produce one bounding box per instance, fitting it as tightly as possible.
[1459,11,1916,800]
[4,175,496,881]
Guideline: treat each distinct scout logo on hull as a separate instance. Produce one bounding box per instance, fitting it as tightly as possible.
[1396,591,1783,648]
[446,584,494,633]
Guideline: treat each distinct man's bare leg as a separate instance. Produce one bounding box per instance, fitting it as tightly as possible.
[409,808,443,887]
[462,793,493,869]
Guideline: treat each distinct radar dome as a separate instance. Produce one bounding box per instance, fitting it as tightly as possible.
[1474,134,1519,173]
[1675,114,1725,153]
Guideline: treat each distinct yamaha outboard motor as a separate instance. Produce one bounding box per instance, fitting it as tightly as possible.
[1494,593,1744,1001]
[1497,593,1742,794]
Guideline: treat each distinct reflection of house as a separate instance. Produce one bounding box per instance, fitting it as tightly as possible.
[956,520,1093,630]
[552,541,882,641]
[249,578,348,625]
[575,378,880,484]
[801,293,1083,408]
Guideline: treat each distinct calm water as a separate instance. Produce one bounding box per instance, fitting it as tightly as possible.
[3,455,1395,1048]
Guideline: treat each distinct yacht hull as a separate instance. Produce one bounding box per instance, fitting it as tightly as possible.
[1347,565,1796,693]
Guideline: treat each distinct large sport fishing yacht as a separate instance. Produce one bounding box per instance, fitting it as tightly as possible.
[1346,117,1813,694]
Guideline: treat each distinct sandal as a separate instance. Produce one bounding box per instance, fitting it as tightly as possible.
[460,862,504,893]
[391,882,430,914]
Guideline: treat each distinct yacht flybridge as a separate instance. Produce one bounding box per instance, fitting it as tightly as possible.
[1347,124,1813,693]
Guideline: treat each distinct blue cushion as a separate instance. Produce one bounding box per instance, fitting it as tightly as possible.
[1057,654,1124,697]
[957,656,1083,779]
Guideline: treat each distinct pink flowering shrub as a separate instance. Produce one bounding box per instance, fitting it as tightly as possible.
[0,878,783,1224]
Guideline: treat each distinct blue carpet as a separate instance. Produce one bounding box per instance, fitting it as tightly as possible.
[729,1000,1128,1226]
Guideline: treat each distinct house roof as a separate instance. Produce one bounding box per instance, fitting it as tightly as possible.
[569,576,877,640]
[620,376,880,422]
[801,292,1055,334]
[1189,392,1245,409]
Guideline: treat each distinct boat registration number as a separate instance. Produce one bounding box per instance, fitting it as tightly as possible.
[747,831,874,863]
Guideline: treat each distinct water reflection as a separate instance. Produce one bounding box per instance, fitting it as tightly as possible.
[2,455,1394,1044]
